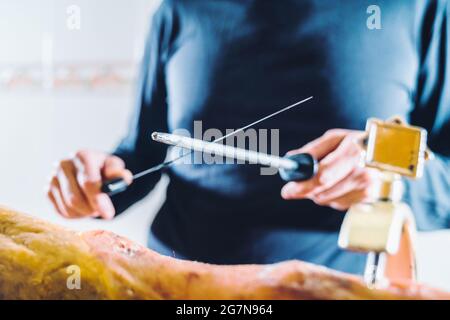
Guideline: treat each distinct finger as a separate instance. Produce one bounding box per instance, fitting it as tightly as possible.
[57,160,93,215]
[93,193,116,220]
[311,132,365,194]
[49,177,83,218]
[47,186,65,217]
[281,177,320,200]
[314,167,376,203]
[325,189,371,211]
[281,130,355,200]
[48,177,69,218]
[73,150,104,187]
[102,156,133,184]
[287,129,351,160]
[281,137,362,200]
[282,158,343,199]
[73,151,115,219]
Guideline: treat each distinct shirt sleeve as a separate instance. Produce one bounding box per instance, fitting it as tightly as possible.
[111,2,174,215]
[405,0,450,230]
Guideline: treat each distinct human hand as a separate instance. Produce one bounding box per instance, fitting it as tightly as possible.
[47,150,132,219]
[281,129,377,211]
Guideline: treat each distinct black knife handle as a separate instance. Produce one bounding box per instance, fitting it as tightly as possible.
[279,153,318,182]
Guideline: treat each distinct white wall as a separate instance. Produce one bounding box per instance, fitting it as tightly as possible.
[0,0,449,291]
[0,0,164,243]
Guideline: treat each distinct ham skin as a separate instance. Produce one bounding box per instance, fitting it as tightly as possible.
[0,206,448,300]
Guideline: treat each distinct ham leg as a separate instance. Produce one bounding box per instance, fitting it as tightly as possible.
[0,206,448,300]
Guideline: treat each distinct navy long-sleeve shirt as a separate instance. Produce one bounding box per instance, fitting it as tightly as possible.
[112,0,450,274]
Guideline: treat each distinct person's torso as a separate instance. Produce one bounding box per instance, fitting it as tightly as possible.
[151,0,427,263]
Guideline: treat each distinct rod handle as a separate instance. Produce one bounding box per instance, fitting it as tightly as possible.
[279,153,318,182]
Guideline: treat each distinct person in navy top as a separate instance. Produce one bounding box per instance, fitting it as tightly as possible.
[49,0,450,275]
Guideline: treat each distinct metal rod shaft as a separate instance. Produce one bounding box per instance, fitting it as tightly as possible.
[151,132,298,171]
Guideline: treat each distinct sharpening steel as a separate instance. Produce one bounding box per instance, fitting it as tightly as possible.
[151,131,317,182]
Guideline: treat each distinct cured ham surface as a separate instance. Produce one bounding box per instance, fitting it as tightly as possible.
[0,207,448,300]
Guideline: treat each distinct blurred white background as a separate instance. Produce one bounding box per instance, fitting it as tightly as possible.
[0,0,165,243]
[0,0,449,290]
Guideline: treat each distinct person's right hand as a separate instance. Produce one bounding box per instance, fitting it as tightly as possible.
[47,150,133,220]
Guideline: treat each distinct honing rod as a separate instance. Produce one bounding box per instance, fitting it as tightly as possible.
[151,132,317,182]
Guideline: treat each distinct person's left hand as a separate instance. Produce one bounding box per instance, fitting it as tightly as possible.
[281,129,378,211]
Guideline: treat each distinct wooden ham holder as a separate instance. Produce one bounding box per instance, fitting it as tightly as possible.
[339,118,431,287]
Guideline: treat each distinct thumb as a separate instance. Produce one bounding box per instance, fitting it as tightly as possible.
[102,155,133,185]
[287,129,350,160]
